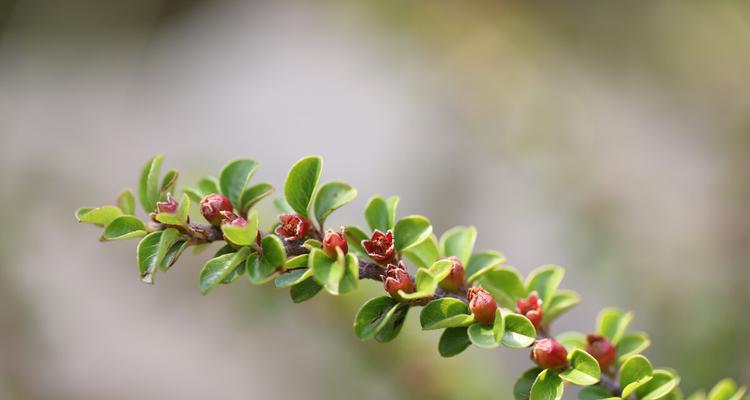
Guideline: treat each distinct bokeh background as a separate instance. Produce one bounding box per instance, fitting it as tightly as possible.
[1,1,749,399]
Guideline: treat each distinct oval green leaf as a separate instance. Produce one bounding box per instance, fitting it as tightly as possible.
[137,231,163,284]
[525,264,564,309]
[619,355,654,398]
[100,215,146,241]
[353,296,399,340]
[284,156,322,217]
[502,312,537,348]
[597,308,633,345]
[530,369,565,400]
[439,226,477,265]
[76,206,123,227]
[559,349,601,386]
[138,155,163,213]
[314,181,357,227]
[393,215,432,252]
[199,247,251,294]
[290,277,323,303]
[420,298,473,330]
[219,158,259,208]
[438,327,471,358]
[239,182,274,213]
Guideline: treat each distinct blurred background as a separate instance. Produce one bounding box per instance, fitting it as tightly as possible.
[1,1,749,399]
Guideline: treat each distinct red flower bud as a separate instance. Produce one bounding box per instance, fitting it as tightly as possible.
[438,256,465,292]
[361,230,395,264]
[516,291,543,329]
[468,287,497,324]
[200,194,233,226]
[275,214,310,241]
[585,334,617,370]
[322,228,348,259]
[383,261,414,302]
[156,194,179,214]
[531,338,569,369]
[221,211,247,228]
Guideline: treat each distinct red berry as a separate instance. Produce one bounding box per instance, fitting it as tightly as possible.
[531,338,568,369]
[361,230,395,264]
[586,334,617,370]
[468,287,497,324]
[275,214,310,240]
[383,261,414,302]
[438,256,465,292]
[322,228,348,259]
[200,194,233,225]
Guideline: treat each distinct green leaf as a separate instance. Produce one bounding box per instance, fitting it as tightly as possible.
[514,368,543,400]
[708,379,743,400]
[465,251,507,282]
[338,252,360,295]
[525,264,564,309]
[138,155,164,213]
[290,277,323,303]
[76,206,123,227]
[402,235,440,268]
[117,189,136,215]
[221,210,259,247]
[239,182,274,213]
[467,309,504,349]
[420,298,474,330]
[159,169,179,200]
[543,290,581,324]
[559,349,601,386]
[184,177,220,203]
[616,332,651,362]
[219,158,259,208]
[619,355,654,398]
[199,247,251,294]
[374,305,409,343]
[275,268,313,288]
[397,260,452,300]
[284,156,322,217]
[159,240,189,271]
[557,331,587,352]
[314,181,357,227]
[309,248,358,295]
[530,369,565,400]
[262,235,286,267]
[578,387,616,400]
[438,327,471,358]
[285,254,309,269]
[393,215,432,251]
[479,265,525,308]
[637,369,680,400]
[137,231,163,284]
[501,311,537,348]
[364,195,398,232]
[597,308,633,345]
[353,296,399,340]
[343,225,369,255]
[246,252,277,285]
[100,216,146,241]
[440,226,477,265]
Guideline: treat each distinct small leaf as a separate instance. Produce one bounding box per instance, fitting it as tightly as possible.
[397,262,449,300]
[543,290,581,323]
[309,248,352,295]
[221,209,259,247]
[578,387,615,400]
[155,228,181,272]
[438,327,471,357]
[559,349,601,386]
[338,252,359,295]
[314,181,357,227]
[597,308,634,345]
[137,231,163,284]
[285,254,309,269]
[708,379,742,400]
[439,226,477,265]
[619,355,654,398]
[160,240,189,271]
[246,252,277,285]
[284,156,322,217]
[616,332,651,362]
[514,368,543,400]
[530,369,565,400]
[393,215,432,252]
[501,311,536,348]
[467,309,504,349]
[117,189,136,215]
[100,216,146,241]
[76,206,123,227]
[364,195,399,232]
[402,235,440,268]
[219,158,259,208]
[420,298,473,330]
[239,182,274,213]
[199,247,251,294]
[138,155,164,213]
[262,235,286,267]
[637,369,680,400]
[556,331,587,352]
[374,305,409,343]
[465,251,507,282]
[290,277,323,303]
[184,177,219,203]
[275,268,313,288]
[525,264,564,309]
[353,296,399,340]
[479,265,525,308]
[160,169,179,200]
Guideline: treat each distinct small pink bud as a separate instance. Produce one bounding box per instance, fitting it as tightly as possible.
[156,194,179,214]
[531,338,569,369]
[221,211,247,228]
[383,261,414,302]
[516,291,543,330]
[468,287,497,324]
[200,194,233,226]
[322,228,348,259]
[275,214,310,240]
[586,334,617,370]
[361,230,395,264]
[438,256,465,292]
